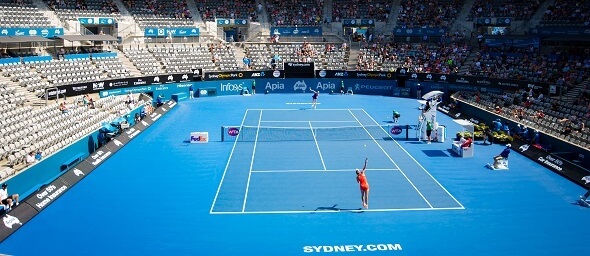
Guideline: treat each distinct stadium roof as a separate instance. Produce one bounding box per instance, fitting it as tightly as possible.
[57,34,118,42]
[0,36,54,43]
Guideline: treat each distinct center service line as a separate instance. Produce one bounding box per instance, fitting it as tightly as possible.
[310,121,327,170]
[242,110,263,212]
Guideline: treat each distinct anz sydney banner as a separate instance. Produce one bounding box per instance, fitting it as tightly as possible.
[144,27,200,37]
[393,27,446,36]
[316,70,396,80]
[0,27,64,37]
[530,27,590,36]
[270,27,322,37]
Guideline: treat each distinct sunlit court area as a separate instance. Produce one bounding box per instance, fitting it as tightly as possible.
[0,0,590,255]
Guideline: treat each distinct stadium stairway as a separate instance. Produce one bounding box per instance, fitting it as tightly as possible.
[347,45,360,70]
[458,51,478,75]
[452,0,476,33]
[115,51,143,77]
[32,0,64,28]
[559,79,590,103]
[384,0,402,35]
[528,0,557,28]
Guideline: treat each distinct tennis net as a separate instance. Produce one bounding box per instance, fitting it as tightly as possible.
[221,124,408,142]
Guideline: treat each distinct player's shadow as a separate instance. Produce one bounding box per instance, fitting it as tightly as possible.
[313,204,363,213]
[572,200,589,208]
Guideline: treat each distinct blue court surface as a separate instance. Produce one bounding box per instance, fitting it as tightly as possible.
[1,94,589,255]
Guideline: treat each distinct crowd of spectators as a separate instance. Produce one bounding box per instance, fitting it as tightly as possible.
[397,0,464,28]
[468,0,541,21]
[197,0,258,22]
[45,0,119,13]
[356,38,470,73]
[125,0,190,18]
[467,45,590,91]
[266,0,323,26]
[332,0,391,22]
[541,0,590,27]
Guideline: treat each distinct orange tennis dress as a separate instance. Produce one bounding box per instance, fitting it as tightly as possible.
[357,174,369,191]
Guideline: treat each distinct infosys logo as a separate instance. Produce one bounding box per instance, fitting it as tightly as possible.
[220,82,243,92]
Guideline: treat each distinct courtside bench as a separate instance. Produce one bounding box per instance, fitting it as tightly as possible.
[60,153,84,171]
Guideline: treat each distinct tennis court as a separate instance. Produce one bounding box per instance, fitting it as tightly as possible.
[0,94,589,256]
[212,108,463,213]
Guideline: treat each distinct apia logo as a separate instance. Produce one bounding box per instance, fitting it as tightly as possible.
[426,74,433,80]
[181,74,189,80]
[411,73,418,79]
[1,29,7,35]
[227,127,240,136]
[316,82,336,90]
[167,75,174,81]
[440,75,447,81]
[113,139,123,147]
[454,112,461,118]
[519,144,529,152]
[153,76,160,83]
[193,69,201,75]
[265,82,284,91]
[3,214,22,229]
[293,80,307,91]
[390,126,403,135]
[399,68,406,74]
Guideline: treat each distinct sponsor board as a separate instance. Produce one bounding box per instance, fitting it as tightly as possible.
[315,70,396,80]
[0,203,37,242]
[59,160,95,186]
[144,27,199,37]
[270,26,322,36]
[204,70,283,81]
[0,27,64,37]
[24,179,69,211]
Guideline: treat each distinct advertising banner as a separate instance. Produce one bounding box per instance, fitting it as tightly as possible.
[405,72,548,91]
[0,27,64,37]
[59,160,96,187]
[190,132,209,143]
[204,70,283,81]
[393,27,446,36]
[144,27,200,37]
[342,19,375,27]
[78,17,116,25]
[0,202,38,242]
[24,178,70,212]
[270,27,322,36]
[316,70,396,80]
[530,27,590,36]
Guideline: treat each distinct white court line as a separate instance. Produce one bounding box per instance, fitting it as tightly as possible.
[210,109,249,214]
[211,206,465,215]
[251,168,399,173]
[348,109,434,208]
[362,109,465,208]
[259,120,357,123]
[310,121,327,170]
[246,108,363,111]
[242,110,263,212]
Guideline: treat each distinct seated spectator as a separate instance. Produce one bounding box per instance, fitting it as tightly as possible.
[26,151,36,166]
[35,150,43,161]
[535,110,545,119]
[156,94,164,107]
[0,183,19,210]
[59,102,69,114]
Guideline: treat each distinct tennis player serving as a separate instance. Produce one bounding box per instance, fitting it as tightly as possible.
[356,158,369,209]
[310,88,319,109]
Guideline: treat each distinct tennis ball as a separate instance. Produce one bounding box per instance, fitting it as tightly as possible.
[364,144,366,147]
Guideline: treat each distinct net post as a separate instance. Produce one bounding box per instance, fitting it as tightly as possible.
[221,126,224,142]
[406,124,409,140]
